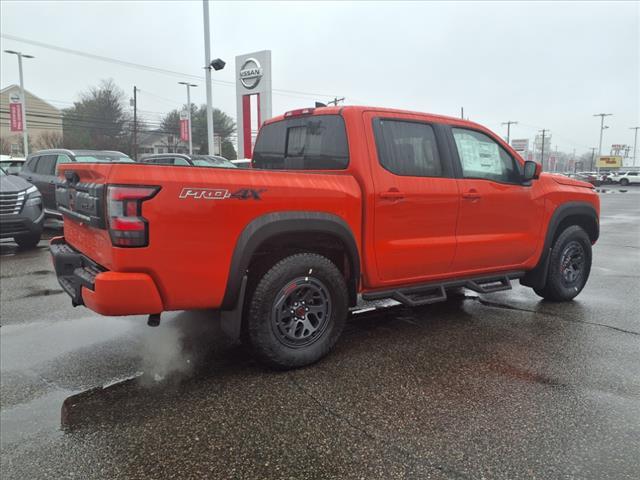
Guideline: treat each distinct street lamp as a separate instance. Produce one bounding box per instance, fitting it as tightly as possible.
[4,50,34,156]
[593,113,613,175]
[178,82,197,155]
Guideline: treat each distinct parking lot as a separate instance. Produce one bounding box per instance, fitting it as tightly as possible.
[1,191,639,479]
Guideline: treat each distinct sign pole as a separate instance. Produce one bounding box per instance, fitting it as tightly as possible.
[186,84,193,155]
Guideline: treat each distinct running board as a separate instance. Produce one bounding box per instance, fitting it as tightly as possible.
[361,271,524,307]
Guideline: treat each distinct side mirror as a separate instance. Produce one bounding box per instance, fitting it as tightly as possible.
[523,160,541,181]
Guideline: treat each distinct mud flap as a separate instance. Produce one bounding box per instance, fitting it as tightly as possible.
[220,275,247,340]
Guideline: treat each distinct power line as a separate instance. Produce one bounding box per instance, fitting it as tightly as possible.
[1,33,342,100]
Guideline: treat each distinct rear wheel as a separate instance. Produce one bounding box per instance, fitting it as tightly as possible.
[245,253,348,369]
[14,232,41,249]
[534,225,591,302]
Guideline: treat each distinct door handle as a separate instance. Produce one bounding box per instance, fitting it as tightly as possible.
[379,189,405,200]
[462,189,481,200]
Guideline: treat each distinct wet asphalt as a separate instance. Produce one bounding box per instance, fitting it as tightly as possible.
[1,191,639,480]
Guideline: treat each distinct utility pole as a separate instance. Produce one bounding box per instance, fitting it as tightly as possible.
[539,129,548,171]
[501,120,518,144]
[631,126,639,167]
[203,0,214,155]
[590,147,597,171]
[179,82,197,154]
[460,107,464,119]
[4,50,34,156]
[326,97,345,106]
[132,86,138,160]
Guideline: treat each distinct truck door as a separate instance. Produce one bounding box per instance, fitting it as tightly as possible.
[448,127,544,272]
[365,112,460,284]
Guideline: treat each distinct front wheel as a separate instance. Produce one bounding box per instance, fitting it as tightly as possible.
[534,225,592,302]
[620,178,629,186]
[245,253,349,369]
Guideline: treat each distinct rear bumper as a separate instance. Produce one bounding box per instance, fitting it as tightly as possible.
[50,237,163,316]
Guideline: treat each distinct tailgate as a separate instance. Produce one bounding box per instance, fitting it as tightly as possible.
[56,164,114,268]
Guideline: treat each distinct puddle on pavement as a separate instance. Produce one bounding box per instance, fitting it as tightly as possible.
[0,387,75,449]
[0,316,142,371]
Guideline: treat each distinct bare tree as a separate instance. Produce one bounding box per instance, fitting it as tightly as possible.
[33,131,64,150]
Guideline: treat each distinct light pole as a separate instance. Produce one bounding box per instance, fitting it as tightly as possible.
[594,113,613,174]
[202,0,215,155]
[4,50,34,156]
[202,1,226,155]
[178,82,197,154]
[631,127,639,167]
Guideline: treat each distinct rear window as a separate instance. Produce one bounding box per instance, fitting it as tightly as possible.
[252,114,349,170]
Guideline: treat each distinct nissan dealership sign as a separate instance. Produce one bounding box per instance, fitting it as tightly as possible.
[239,58,263,89]
[236,50,272,159]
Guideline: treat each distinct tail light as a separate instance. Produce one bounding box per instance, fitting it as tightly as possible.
[107,185,159,247]
[284,108,315,118]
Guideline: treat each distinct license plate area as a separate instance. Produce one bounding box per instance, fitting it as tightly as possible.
[55,175,105,229]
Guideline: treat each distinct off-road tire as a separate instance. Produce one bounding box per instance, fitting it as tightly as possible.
[534,225,592,302]
[246,253,348,369]
[14,232,41,249]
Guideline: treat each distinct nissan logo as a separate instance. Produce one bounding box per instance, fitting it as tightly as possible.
[239,58,263,90]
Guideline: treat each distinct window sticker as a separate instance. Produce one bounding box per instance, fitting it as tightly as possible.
[455,134,502,175]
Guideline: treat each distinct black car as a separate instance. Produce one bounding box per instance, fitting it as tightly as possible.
[19,149,133,218]
[0,167,44,248]
[138,153,237,169]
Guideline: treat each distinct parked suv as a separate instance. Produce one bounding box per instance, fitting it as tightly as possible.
[0,167,43,248]
[611,171,640,186]
[51,106,599,369]
[138,153,237,169]
[19,149,133,218]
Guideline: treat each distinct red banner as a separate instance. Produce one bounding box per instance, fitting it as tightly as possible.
[180,119,189,142]
[9,103,23,132]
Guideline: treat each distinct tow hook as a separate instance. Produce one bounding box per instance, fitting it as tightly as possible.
[147,313,161,327]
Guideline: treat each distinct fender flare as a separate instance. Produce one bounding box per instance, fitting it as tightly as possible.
[520,201,598,290]
[221,211,361,310]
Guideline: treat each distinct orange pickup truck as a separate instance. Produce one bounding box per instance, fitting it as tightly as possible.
[51,106,599,368]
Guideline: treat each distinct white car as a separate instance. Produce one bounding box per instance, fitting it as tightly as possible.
[610,171,640,186]
[0,155,26,175]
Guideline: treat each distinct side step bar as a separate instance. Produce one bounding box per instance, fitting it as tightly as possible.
[362,271,525,307]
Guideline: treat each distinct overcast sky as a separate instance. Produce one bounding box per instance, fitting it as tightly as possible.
[1,1,638,154]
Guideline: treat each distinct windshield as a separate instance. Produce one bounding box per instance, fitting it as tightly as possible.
[75,154,134,163]
[190,155,237,168]
[0,167,6,176]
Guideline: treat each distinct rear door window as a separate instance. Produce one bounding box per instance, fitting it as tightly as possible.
[253,114,349,170]
[373,119,444,177]
[34,155,57,175]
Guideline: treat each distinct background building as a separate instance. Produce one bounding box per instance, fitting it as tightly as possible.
[0,85,63,156]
